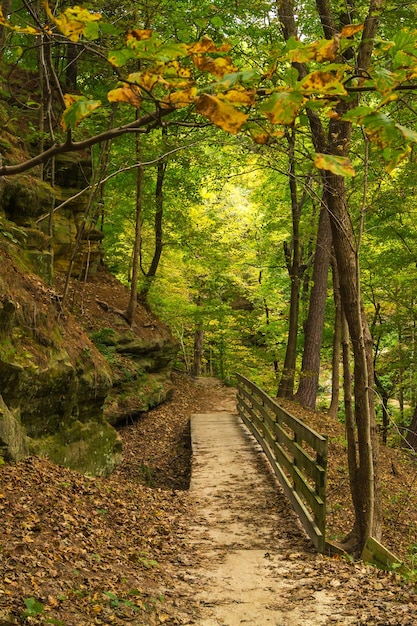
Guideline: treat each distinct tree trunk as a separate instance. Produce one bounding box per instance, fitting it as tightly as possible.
[125,127,143,325]
[138,133,167,301]
[191,325,204,377]
[328,255,341,418]
[0,0,11,59]
[406,405,417,452]
[341,309,362,548]
[277,130,302,398]
[294,204,332,408]
[277,0,384,554]
[326,169,381,551]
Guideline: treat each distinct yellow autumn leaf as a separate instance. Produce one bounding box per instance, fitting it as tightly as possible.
[340,23,364,38]
[165,87,198,107]
[193,55,237,78]
[300,71,347,95]
[260,91,305,125]
[0,6,42,34]
[63,93,78,108]
[221,89,255,106]
[188,35,230,54]
[314,153,355,177]
[127,70,159,91]
[249,128,270,144]
[195,94,248,134]
[107,85,142,107]
[43,2,101,42]
[165,61,191,78]
[315,37,340,62]
[126,29,153,42]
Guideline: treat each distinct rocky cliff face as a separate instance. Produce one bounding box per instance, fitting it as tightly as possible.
[0,122,178,476]
[0,248,122,476]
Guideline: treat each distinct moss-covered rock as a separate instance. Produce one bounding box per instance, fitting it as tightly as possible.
[0,174,55,225]
[0,247,120,476]
[0,395,29,462]
[29,419,122,477]
[105,371,174,426]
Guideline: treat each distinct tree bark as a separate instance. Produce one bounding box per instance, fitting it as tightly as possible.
[191,325,204,377]
[138,131,167,302]
[294,204,332,408]
[277,130,302,398]
[326,168,381,549]
[328,255,342,418]
[125,126,143,325]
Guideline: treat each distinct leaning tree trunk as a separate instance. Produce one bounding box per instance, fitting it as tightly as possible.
[139,132,167,302]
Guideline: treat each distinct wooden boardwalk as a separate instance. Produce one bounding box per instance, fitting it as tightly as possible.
[188,412,336,626]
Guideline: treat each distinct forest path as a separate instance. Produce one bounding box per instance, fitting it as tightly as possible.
[185,408,342,625]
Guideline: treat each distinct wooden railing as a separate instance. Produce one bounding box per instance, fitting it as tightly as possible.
[236,374,328,553]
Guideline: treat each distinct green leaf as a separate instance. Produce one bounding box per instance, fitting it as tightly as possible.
[108,48,136,67]
[361,112,399,148]
[23,597,44,617]
[210,16,224,27]
[382,145,410,172]
[219,70,258,88]
[260,91,304,125]
[314,153,355,177]
[156,42,189,62]
[83,20,99,40]
[392,30,417,55]
[341,105,374,122]
[371,66,397,94]
[395,123,417,143]
[61,97,101,130]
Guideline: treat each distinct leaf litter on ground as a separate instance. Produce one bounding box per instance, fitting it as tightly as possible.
[1,373,417,625]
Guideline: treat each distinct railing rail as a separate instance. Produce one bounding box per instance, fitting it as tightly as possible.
[236,374,328,553]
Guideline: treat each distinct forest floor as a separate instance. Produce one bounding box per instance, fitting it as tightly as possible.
[2,374,417,625]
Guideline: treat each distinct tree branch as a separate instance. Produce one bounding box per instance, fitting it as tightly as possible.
[0,106,175,177]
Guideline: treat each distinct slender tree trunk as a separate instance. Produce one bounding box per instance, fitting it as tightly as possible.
[328,255,341,418]
[277,130,302,398]
[191,325,204,377]
[294,204,332,408]
[374,374,390,445]
[406,405,417,452]
[277,0,384,553]
[139,134,167,300]
[341,309,361,544]
[326,170,381,551]
[0,0,11,59]
[125,127,143,325]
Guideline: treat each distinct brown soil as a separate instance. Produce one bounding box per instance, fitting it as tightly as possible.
[1,271,417,624]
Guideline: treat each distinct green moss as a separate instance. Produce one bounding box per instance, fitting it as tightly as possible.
[29,420,122,477]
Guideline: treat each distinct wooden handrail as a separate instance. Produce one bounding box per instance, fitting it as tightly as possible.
[236,374,328,553]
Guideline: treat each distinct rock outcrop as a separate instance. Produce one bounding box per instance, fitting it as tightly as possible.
[0,104,178,475]
[0,251,122,475]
